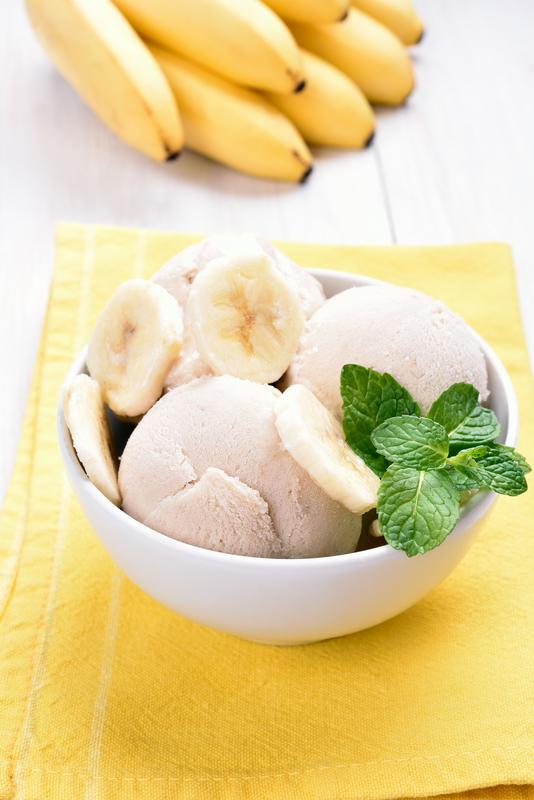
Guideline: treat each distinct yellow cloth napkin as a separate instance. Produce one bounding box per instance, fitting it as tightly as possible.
[1,223,533,800]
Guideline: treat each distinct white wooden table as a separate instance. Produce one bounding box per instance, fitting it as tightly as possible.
[1,0,533,503]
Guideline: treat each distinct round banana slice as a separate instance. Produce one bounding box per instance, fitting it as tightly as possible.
[87,280,183,418]
[275,384,379,514]
[187,254,305,384]
[63,374,121,505]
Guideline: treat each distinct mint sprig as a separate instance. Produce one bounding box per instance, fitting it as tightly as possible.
[340,366,530,557]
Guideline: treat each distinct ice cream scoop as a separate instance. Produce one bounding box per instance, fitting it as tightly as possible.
[286,284,489,416]
[153,234,325,389]
[118,375,361,558]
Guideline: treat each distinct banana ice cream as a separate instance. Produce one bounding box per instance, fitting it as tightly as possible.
[64,237,494,561]
[118,375,362,558]
[286,284,489,416]
[153,234,325,388]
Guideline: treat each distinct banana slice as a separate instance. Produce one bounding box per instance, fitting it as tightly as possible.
[63,374,121,505]
[275,384,379,514]
[87,279,183,418]
[187,254,304,384]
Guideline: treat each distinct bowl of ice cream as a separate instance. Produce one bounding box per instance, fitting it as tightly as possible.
[58,239,519,645]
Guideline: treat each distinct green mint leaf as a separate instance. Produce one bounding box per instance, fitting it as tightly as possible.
[446,445,488,491]
[371,415,449,469]
[447,445,490,467]
[377,465,460,557]
[447,444,530,495]
[341,365,420,477]
[428,382,479,434]
[474,445,528,496]
[489,444,531,475]
[449,405,500,450]
[445,464,484,492]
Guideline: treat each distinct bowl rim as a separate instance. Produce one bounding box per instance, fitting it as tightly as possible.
[57,268,519,571]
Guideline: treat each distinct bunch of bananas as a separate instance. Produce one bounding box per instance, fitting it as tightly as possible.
[26,0,423,182]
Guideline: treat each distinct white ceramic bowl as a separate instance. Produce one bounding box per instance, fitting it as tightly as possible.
[57,270,518,645]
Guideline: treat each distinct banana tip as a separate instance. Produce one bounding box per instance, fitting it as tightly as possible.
[338,8,350,21]
[299,165,313,184]
[165,149,182,162]
[415,28,425,44]
[402,87,414,106]
[364,130,375,149]
[294,79,307,94]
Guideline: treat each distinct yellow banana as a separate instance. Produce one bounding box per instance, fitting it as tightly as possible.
[263,0,349,24]
[114,0,304,94]
[25,0,183,161]
[150,45,313,183]
[266,49,374,148]
[352,0,423,45]
[290,9,414,106]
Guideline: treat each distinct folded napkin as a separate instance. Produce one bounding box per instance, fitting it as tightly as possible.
[1,224,533,800]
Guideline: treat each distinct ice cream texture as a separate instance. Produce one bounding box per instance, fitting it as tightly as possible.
[286,284,489,417]
[118,375,362,558]
[152,234,325,389]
